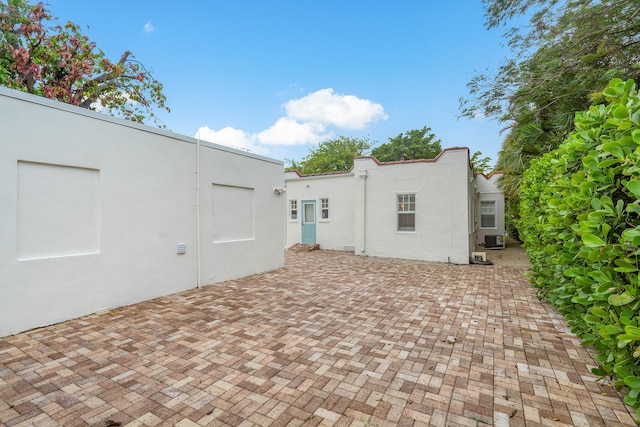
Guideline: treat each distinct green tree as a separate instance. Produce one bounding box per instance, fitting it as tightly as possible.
[470,151,493,174]
[0,0,169,125]
[461,0,640,200]
[291,136,372,174]
[371,126,442,162]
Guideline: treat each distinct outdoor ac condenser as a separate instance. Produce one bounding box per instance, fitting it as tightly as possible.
[485,235,504,248]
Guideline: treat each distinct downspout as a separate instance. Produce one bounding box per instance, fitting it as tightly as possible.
[195,137,201,288]
[359,169,367,253]
[283,183,288,249]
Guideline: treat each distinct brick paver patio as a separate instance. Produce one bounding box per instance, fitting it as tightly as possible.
[0,250,636,426]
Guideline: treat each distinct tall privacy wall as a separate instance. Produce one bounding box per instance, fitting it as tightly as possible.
[0,87,284,337]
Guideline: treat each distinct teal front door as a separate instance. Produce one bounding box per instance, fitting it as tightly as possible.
[301,200,316,244]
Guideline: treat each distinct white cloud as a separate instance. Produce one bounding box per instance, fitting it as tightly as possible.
[90,92,135,112]
[195,126,269,155]
[195,88,387,151]
[257,117,331,146]
[284,88,388,130]
[144,20,154,33]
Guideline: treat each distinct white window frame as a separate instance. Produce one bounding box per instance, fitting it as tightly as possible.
[480,200,496,229]
[290,200,298,221]
[397,193,416,232]
[320,198,329,220]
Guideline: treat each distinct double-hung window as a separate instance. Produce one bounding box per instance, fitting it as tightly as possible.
[480,200,496,228]
[290,200,298,220]
[320,198,329,219]
[397,193,416,231]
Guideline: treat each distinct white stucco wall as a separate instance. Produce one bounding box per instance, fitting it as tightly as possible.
[474,172,506,246]
[284,171,355,251]
[284,148,477,264]
[0,87,284,337]
[199,149,285,284]
[353,149,472,264]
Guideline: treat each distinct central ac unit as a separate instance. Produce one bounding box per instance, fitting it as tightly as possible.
[485,235,504,248]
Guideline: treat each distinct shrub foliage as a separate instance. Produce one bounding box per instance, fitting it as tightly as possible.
[519,79,640,419]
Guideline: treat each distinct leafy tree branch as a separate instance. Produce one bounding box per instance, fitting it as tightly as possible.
[0,0,169,125]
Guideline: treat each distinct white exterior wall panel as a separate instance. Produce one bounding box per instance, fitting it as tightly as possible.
[0,87,284,337]
[284,172,355,251]
[199,150,285,284]
[353,150,471,264]
[283,148,493,265]
[475,172,506,246]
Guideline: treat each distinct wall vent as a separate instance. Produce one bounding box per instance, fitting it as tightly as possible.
[177,243,187,254]
[343,245,355,252]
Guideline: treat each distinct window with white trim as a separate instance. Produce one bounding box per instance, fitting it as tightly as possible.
[480,200,496,228]
[290,200,298,220]
[397,193,416,231]
[320,198,329,219]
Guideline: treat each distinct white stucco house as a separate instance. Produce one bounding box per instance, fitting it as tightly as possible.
[284,147,505,264]
[0,87,285,337]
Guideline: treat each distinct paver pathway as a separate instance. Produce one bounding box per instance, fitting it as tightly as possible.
[0,250,636,426]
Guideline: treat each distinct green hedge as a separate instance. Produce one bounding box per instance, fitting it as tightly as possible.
[519,78,640,421]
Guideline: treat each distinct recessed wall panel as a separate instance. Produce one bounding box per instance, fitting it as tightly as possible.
[212,184,254,242]
[17,161,100,260]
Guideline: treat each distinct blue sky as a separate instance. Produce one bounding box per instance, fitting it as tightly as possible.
[51,1,510,167]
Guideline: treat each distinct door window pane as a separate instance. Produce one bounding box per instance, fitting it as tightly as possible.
[304,203,315,223]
